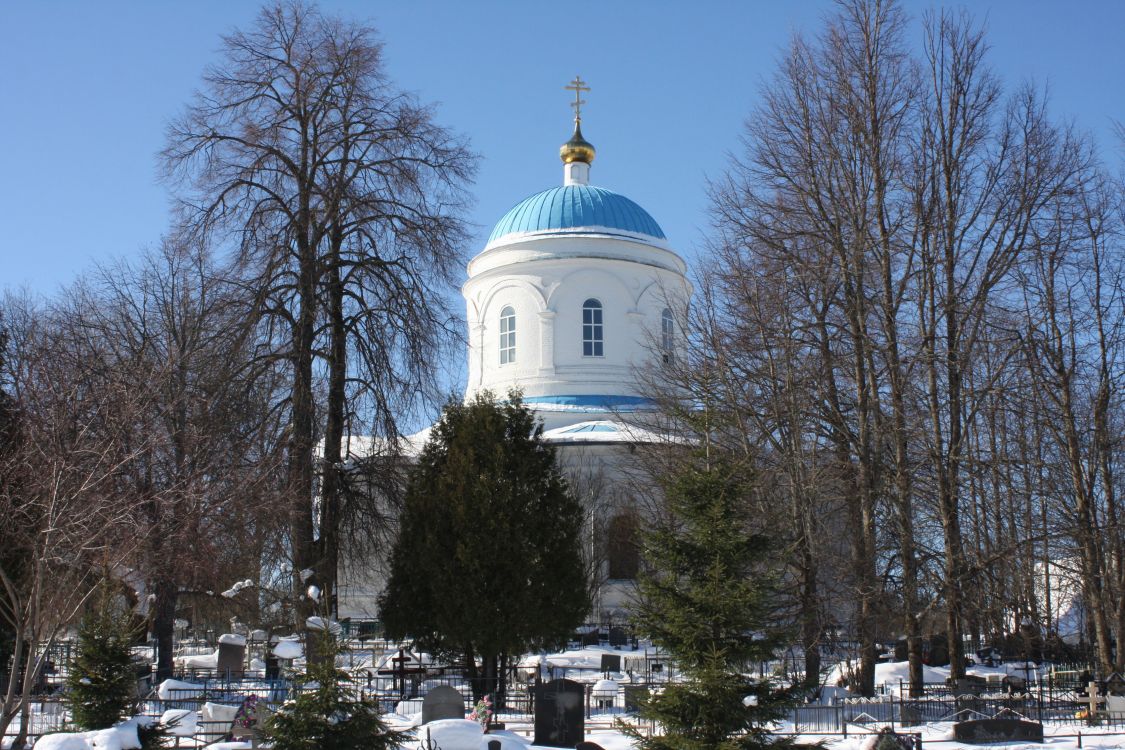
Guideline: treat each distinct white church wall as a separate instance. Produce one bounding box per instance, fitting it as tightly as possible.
[471,278,546,394]
[464,253,689,408]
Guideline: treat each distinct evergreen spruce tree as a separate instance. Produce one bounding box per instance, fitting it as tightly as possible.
[380,391,589,702]
[626,460,797,750]
[258,630,405,750]
[66,587,139,730]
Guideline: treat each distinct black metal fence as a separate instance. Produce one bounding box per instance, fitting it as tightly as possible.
[789,683,1125,733]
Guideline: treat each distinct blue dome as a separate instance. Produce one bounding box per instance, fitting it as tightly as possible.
[488,185,665,245]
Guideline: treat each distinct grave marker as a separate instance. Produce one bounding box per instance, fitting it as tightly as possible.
[872,728,914,750]
[952,718,1043,744]
[534,678,585,748]
[422,685,466,724]
[217,635,246,677]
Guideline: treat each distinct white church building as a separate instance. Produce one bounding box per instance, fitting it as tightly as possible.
[340,83,692,622]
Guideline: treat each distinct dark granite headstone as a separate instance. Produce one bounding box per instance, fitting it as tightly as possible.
[1003,675,1027,694]
[623,685,649,712]
[600,654,621,673]
[488,741,502,750]
[265,655,280,680]
[580,631,600,647]
[422,685,465,724]
[953,676,986,696]
[534,678,585,748]
[217,642,245,677]
[608,628,628,648]
[953,719,1044,744]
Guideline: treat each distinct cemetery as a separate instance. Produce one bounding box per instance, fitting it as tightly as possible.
[11,619,1125,750]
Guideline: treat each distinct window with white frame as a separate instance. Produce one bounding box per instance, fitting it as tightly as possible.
[499,306,516,364]
[582,299,603,357]
[661,308,675,364]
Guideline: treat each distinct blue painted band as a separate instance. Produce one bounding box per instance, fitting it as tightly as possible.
[521,394,655,411]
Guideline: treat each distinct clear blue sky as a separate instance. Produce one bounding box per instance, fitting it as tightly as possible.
[2,0,1123,295]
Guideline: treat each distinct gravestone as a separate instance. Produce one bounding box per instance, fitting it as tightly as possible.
[580,631,600,647]
[600,654,621,673]
[422,685,466,724]
[217,636,246,677]
[489,742,502,750]
[608,627,628,648]
[264,655,280,680]
[953,676,986,696]
[872,728,914,750]
[534,678,585,748]
[623,685,649,712]
[953,718,1043,744]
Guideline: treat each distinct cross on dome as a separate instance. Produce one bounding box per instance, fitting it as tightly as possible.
[565,75,590,122]
[560,76,595,184]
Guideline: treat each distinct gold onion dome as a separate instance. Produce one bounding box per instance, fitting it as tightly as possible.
[560,122,596,164]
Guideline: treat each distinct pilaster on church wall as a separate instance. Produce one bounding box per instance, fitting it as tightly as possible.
[537,309,556,376]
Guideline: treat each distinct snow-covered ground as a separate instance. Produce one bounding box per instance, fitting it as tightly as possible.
[15,704,1125,750]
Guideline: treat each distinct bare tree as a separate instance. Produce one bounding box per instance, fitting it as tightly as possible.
[912,8,1082,677]
[162,2,474,617]
[692,0,1103,692]
[1017,166,1124,674]
[0,295,149,746]
[50,241,288,680]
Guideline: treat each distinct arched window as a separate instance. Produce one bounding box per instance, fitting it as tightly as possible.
[582,299,603,357]
[499,306,516,364]
[661,308,675,364]
[606,513,640,580]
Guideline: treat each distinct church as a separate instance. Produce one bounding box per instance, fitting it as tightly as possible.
[340,78,692,622]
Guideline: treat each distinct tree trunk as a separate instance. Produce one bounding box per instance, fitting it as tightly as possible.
[319,238,348,616]
[289,224,318,624]
[152,577,177,681]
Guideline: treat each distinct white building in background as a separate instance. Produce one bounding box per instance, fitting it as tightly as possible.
[340,83,692,622]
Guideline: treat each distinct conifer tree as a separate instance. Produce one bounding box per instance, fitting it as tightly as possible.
[258,630,404,750]
[627,460,796,750]
[66,587,139,730]
[380,391,589,702]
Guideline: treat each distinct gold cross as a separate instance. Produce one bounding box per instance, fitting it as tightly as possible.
[564,75,590,122]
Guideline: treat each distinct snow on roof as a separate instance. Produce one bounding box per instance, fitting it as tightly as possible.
[330,428,432,463]
[540,420,675,445]
[335,418,678,464]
